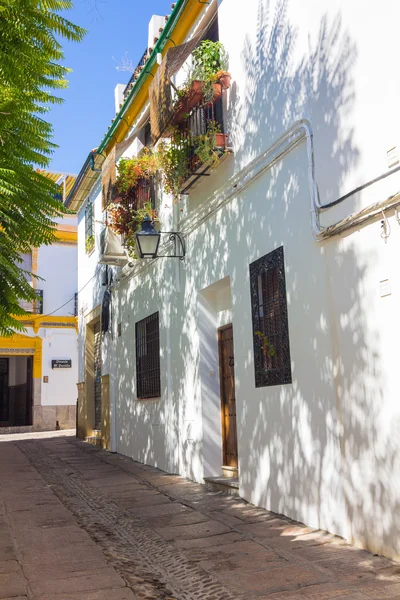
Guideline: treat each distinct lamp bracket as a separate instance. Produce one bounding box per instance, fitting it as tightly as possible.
[157,231,186,261]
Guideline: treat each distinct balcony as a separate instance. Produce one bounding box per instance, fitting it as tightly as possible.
[171,99,232,195]
[19,289,43,314]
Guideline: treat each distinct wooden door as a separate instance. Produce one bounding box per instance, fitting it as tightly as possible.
[0,358,9,426]
[218,325,238,467]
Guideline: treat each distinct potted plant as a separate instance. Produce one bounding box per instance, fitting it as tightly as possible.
[172,82,221,126]
[115,150,158,204]
[85,235,95,253]
[192,121,222,169]
[172,40,229,120]
[156,132,190,200]
[215,69,232,89]
[191,40,229,104]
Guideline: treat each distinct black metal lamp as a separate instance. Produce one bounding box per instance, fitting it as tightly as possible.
[135,214,186,260]
[135,214,161,259]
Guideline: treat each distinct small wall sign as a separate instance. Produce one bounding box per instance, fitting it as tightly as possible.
[52,359,72,369]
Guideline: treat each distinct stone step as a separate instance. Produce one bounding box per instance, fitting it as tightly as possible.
[222,465,238,478]
[85,432,102,447]
[204,476,239,496]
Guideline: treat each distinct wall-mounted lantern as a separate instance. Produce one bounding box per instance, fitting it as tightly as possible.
[135,215,185,261]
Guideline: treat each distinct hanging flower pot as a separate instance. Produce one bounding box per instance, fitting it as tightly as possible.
[215,133,229,147]
[215,70,232,89]
[172,81,223,125]
[210,82,222,103]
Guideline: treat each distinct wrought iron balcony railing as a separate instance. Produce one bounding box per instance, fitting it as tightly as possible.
[74,292,78,317]
[171,98,230,194]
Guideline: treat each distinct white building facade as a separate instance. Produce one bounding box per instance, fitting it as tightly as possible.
[0,207,78,433]
[71,0,400,561]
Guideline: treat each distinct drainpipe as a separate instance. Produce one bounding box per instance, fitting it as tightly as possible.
[296,119,323,237]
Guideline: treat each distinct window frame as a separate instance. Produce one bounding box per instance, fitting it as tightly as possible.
[135,311,161,400]
[249,246,292,387]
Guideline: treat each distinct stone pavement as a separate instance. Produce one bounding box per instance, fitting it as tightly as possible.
[0,433,400,599]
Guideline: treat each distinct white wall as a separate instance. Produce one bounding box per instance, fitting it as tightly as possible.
[75,0,400,560]
[41,330,78,406]
[38,244,77,316]
[324,212,400,557]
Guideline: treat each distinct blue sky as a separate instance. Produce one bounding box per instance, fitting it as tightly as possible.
[50,0,172,175]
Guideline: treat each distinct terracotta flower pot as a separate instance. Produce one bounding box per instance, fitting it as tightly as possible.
[218,73,232,89]
[173,81,223,125]
[215,133,229,147]
[211,82,222,103]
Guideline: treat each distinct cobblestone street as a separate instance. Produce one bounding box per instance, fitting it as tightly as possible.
[1,432,400,600]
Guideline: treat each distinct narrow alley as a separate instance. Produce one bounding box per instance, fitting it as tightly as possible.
[0,432,399,600]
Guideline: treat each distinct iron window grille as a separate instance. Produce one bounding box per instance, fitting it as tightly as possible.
[85,202,94,253]
[249,246,292,387]
[74,292,78,317]
[135,312,161,399]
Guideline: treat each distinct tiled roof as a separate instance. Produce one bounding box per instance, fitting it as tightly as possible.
[37,170,77,202]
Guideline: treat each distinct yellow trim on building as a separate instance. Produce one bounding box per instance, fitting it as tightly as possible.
[53,230,77,243]
[0,334,42,378]
[14,315,78,334]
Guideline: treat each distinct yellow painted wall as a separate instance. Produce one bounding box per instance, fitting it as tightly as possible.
[76,381,91,439]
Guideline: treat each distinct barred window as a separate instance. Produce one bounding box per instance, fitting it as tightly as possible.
[136,312,161,399]
[249,246,292,387]
[85,202,94,253]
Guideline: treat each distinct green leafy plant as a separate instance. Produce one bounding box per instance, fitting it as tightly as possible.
[254,331,276,361]
[156,122,223,199]
[173,40,229,109]
[190,40,229,103]
[85,235,95,254]
[156,133,190,200]
[193,121,221,168]
[192,40,228,80]
[107,200,159,237]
